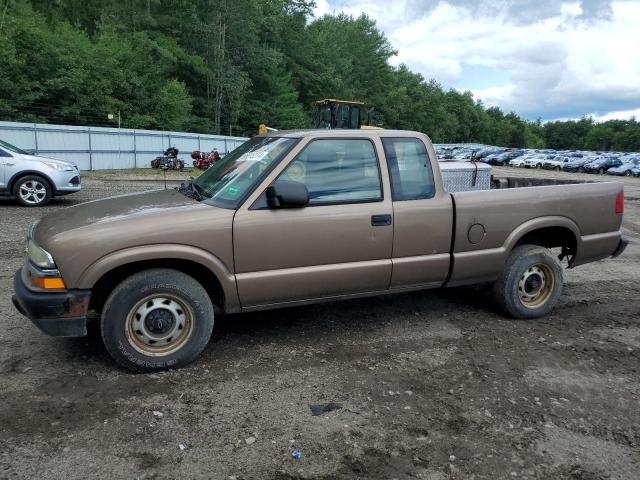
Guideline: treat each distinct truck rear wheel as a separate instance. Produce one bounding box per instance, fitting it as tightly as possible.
[101,269,214,373]
[493,245,563,319]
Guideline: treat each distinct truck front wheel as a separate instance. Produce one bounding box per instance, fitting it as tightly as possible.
[493,245,563,319]
[101,269,214,373]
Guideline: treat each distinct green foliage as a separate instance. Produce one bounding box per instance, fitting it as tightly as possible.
[0,0,638,151]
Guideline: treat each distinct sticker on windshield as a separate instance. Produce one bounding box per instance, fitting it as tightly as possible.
[227,186,240,196]
[241,150,269,163]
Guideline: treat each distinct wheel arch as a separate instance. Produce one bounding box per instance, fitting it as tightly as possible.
[80,245,240,315]
[506,216,580,266]
[9,171,56,194]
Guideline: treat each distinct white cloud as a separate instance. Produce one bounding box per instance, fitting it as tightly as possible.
[313,0,329,17]
[314,1,640,120]
[590,108,640,122]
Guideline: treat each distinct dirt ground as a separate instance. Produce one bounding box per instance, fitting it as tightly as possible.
[1,167,639,480]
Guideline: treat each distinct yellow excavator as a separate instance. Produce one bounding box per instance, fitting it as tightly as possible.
[259,99,381,134]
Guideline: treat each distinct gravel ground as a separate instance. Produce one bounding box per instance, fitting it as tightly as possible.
[1,168,639,480]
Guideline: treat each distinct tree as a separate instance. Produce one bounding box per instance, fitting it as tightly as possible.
[1,0,637,151]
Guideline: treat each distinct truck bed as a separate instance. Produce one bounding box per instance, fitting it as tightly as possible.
[446,179,624,286]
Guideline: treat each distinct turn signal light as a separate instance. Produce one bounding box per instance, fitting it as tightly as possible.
[31,275,66,289]
[615,191,624,214]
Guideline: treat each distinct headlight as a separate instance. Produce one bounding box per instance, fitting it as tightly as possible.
[26,239,56,269]
[41,161,75,172]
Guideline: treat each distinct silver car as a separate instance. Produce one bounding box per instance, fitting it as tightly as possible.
[0,139,81,207]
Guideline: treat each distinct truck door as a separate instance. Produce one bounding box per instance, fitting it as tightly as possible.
[233,137,393,308]
[382,137,453,288]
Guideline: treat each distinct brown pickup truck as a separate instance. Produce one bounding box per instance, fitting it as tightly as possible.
[12,130,628,372]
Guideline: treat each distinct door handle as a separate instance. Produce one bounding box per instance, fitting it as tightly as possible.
[371,214,392,226]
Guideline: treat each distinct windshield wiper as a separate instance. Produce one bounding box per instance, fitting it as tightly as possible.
[176,178,210,201]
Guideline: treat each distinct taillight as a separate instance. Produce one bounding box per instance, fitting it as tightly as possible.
[615,191,624,214]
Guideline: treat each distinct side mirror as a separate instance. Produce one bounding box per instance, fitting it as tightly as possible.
[266,180,309,208]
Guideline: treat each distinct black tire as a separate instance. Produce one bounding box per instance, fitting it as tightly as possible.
[624,170,631,176]
[493,245,563,319]
[598,168,605,174]
[101,269,214,373]
[13,175,52,207]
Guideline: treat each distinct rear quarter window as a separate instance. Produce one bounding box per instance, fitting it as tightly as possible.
[382,138,435,201]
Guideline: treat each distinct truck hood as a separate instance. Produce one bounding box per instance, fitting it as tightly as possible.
[32,189,236,286]
[34,189,200,237]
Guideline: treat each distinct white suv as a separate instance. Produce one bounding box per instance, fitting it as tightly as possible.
[0,139,81,207]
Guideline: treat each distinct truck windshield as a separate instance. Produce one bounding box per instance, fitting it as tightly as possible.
[194,136,298,209]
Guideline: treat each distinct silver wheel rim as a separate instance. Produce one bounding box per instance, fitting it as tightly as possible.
[125,294,194,357]
[517,264,554,309]
[19,180,47,204]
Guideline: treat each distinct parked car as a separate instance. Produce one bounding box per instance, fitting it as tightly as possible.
[511,154,540,168]
[543,156,571,170]
[562,158,591,172]
[0,139,80,207]
[509,156,528,167]
[487,150,522,166]
[12,129,628,372]
[607,158,640,176]
[474,148,503,160]
[522,156,547,168]
[583,157,623,174]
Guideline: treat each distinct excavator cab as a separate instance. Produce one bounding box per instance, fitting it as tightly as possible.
[259,99,380,135]
[313,99,380,129]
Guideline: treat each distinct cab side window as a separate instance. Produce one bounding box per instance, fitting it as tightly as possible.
[279,139,382,205]
[382,138,435,201]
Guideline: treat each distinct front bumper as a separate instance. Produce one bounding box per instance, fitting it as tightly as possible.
[12,268,91,337]
[51,169,81,195]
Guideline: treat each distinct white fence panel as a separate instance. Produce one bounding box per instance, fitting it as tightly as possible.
[0,121,248,170]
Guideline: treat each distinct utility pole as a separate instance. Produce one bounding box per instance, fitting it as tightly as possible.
[109,111,123,167]
[117,110,121,166]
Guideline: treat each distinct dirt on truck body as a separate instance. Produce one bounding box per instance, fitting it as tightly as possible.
[11,129,628,372]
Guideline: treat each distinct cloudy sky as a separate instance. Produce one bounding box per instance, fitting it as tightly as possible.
[313,0,640,121]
